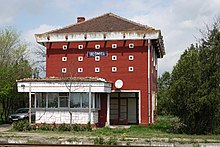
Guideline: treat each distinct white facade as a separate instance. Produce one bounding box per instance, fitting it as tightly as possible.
[36,110,98,124]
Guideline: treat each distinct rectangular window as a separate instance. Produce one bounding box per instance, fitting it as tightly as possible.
[112,55,117,61]
[70,93,90,108]
[112,67,117,72]
[36,93,46,108]
[95,56,100,61]
[78,56,83,62]
[78,45,83,49]
[62,57,67,62]
[112,44,117,49]
[48,93,58,108]
[62,68,67,73]
[78,68,83,73]
[128,66,134,72]
[95,44,100,49]
[129,43,134,48]
[59,93,69,108]
[129,55,134,61]
[95,67,100,73]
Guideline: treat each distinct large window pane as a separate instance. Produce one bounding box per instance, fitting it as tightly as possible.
[70,93,81,108]
[60,97,68,107]
[82,96,89,108]
[48,93,58,108]
[36,93,46,108]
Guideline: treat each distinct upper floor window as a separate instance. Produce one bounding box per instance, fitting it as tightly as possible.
[129,55,134,61]
[78,56,83,62]
[112,44,117,49]
[112,55,117,61]
[78,45,83,50]
[129,43,134,49]
[95,56,100,61]
[62,57,67,62]
[95,44,100,49]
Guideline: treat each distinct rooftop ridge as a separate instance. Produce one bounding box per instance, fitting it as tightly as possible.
[39,12,155,35]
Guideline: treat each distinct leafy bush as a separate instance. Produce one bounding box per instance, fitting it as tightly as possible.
[57,123,71,131]
[13,120,35,131]
[39,123,53,131]
[72,124,81,131]
[169,117,186,134]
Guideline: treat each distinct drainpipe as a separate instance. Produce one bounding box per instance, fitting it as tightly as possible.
[148,39,151,125]
[88,84,92,123]
[29,82,32,124]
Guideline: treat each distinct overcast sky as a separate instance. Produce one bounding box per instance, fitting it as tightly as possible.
[0,0,220,75]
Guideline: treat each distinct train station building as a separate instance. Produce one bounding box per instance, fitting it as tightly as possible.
[17,13,165,127]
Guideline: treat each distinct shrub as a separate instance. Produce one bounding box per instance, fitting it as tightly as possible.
[169,117,186,134]
[13,120,35,131]
[57,123,71,131]
[72,124,81,131]
[39,123,53,131]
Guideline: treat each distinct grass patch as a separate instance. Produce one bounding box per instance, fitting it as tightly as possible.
[7,115,220,143]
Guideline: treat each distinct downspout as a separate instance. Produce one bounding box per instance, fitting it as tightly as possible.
[88,84,92,123]
[147,39,151,125]
[29,82,32,124]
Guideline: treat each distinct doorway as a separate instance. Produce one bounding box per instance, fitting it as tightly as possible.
[110,92,139,125]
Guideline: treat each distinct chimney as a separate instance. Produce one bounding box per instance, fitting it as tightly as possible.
[77,17,85,23]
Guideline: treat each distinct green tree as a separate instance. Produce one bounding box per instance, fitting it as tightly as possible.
[0,27,32,122]
[157,71,171,115]
[169,19,220,134]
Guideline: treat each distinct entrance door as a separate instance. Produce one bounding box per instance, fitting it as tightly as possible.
[110,92,138,125]
[119,98,128,124]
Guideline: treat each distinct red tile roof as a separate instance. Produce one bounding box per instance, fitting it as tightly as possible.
[44,13,158,34]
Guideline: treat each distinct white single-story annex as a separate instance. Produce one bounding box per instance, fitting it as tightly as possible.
[17,77,112,126]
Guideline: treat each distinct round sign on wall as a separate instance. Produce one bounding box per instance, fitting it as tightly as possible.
[115,79,123,89]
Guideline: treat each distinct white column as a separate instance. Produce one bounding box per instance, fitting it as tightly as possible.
[88,84,92,123]
[28,82,32,124]
[106,93,110,126]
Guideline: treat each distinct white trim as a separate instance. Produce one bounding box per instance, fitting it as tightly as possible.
[95,56,100,61]
[106,93,110,126]
[78,56,83,62]
[62,57,67,62]
[112,44,117,49]
[18,81,112,93]
[35,32,161,43]
[78,68,83,73]
[95,44,100,49]
[78,45,83,49]
[112,55,117,61]
[95,67,100,73]
[112,67,117,72]
[62,45,67,50]
[128,66,134,72]
[129,55,134,61]
[129,43,134,48]
[61,68,67,73]
[111,90,141,124]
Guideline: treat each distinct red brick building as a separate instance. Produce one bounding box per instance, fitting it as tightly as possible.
[17,13,165,126]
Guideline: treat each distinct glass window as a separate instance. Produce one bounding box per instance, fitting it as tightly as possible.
[59,93,69,108]
[60,97,68,107]
[82,96,89,108]
[36,93,46,108]
[48,93,58,108]
[70,93,81,108]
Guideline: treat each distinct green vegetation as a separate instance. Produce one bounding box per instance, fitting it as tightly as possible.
[0,27,32,123]
[12,120,92,132]
[158,18,220,134]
